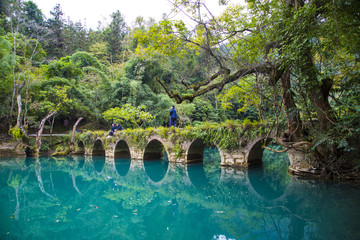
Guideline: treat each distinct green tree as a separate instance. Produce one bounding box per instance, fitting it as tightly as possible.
[63,20,89,56]
[3,0,47,135]
[4,33,46,64]
[217,75,271,121]
[29,77,92,127]
[88,41,110,65]
[0,35,12,122]
[39,51,113,127]
[191,98,214,122]
[104,10,127,63]
[22,0,45,38]
[135,0,360,173]
[44,56,82,80]
[102,104,154,128]
[44,3,65,59]
[124,57,165,91]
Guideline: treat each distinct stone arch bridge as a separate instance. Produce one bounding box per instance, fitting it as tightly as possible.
[74,129,313,174]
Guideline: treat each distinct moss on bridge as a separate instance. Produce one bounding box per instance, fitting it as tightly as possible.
[76,120,272,150]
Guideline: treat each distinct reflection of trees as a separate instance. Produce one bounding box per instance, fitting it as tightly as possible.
[1,156,360,239]
[202,147,221,185]
[70,160,82,195]
[92,156,105,173]
[1,158,292,239]
[262,145,291,192]
[35,159,55,199]
[7,173,28,220]
[187,147,221,190]
[248,145,291,200]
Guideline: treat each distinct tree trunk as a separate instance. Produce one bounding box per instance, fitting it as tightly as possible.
[280,69,303,142]
[49,114,55,145]
[70,117,84,152]
[9,80,16,128]
[15,80,26,128]
[35,111,56,155]
[9,30,18,129]
[23,81,29,127]
[300,49,338,163]
[302,52,336,131]
[257,97,263,121]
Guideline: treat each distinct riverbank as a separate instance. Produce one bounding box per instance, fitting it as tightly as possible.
[0,140,25,157]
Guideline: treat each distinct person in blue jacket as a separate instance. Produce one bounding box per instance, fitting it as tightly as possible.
[170,105,177,128]
[115,123,123,131]
[108,123,116,136]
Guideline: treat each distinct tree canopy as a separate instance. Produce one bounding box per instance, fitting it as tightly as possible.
[0,0,359,175]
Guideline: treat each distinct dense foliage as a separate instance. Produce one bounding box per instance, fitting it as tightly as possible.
[0,0,359,175]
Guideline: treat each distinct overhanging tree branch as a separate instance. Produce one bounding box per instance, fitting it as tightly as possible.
[157,62,276,103]
[186,68,228,91]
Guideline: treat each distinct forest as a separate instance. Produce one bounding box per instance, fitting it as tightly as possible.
[0,0,359,176]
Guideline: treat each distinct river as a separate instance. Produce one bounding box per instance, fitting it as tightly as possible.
[0,148,359,239]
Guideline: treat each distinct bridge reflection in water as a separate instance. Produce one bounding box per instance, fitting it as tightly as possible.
[92,156,105,173]
[187,147,221,190]
[248,144,291,200]
[115,157,131,176]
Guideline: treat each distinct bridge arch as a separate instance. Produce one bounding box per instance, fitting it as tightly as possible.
[76,141,85,154]
[245,136,292,201]
[246,136,275,165]
[187,139,206,163]
[144,137,169,160]
[186,139,222,163]
[92,139,105,156]
[113,139,131,176]
[143,137,169,183]
[114,139,131,158]
[245,136,294,166]
[186,140,222,189]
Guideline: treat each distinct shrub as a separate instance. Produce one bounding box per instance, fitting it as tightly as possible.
[8,126,23,141]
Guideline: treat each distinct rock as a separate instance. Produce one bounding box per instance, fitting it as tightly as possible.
[0,141,25,157]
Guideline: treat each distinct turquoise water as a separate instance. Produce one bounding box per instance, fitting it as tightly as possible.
[0,148,360,240]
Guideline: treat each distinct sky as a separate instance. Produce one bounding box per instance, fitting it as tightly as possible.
[31,0,244,29]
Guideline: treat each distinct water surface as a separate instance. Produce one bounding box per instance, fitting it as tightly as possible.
[0,148,359,240]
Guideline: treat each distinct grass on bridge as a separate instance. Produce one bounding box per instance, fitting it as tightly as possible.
[76,119,272,150]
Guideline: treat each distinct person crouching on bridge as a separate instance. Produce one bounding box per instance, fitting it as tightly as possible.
[108,123,124,137]
[170,105,177,129]
[108,123,116,136]
[115,123,123,131]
